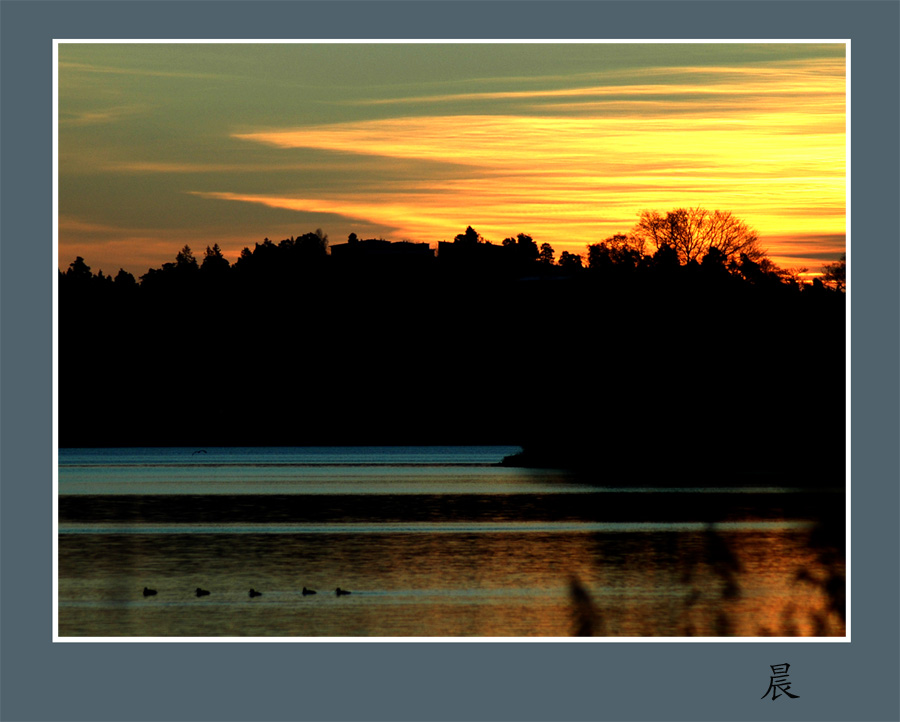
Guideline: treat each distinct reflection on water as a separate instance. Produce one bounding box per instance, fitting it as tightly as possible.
[57,447,846,638]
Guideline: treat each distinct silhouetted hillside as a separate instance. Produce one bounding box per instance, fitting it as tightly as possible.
[58,226,844,484]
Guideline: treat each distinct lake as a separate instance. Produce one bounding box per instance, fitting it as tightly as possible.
[56,446,846,638]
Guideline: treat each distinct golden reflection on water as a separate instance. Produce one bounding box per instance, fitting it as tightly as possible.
[58,525,845,637]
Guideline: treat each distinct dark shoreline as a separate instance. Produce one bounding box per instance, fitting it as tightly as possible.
[499,450,845,490]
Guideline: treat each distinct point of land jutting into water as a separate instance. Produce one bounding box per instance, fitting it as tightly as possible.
[59,213,844,486]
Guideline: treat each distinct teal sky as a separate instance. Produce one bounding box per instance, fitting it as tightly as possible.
[58,42,846,277]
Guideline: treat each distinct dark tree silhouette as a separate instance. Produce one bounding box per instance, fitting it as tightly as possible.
[139,245,201,290]
[539,243,555,265]
[558,250,583,271]
[453,226,482,245]
[294,229,329,257]
[201,243,230,274]
[175,245,198,271]
[631,207,764,266]
[501,233,539,262]
[651,242,680,270]
[231,235,328,279]
[114,268,137,287]
[67,256,92,280]
[821,255,846,292]
[587,234,644,271]
[700,247,729,272]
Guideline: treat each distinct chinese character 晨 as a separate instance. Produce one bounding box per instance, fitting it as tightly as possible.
[761,663,799,700]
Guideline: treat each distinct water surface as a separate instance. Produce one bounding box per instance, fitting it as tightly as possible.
[57,446,845,638]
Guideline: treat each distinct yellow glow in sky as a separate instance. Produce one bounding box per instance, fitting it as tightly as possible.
[227,108,844,263]
[57,43,846,276]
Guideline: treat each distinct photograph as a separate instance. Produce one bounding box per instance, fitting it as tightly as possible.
[55,41,847,639]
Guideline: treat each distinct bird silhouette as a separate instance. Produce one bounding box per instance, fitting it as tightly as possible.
[196,587,210,597]
[302,586,317,596]
[143,587,157,597]
[335,587,352,596]
[249,589,262,598]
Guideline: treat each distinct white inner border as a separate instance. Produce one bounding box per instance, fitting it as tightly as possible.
[52,38,851,644]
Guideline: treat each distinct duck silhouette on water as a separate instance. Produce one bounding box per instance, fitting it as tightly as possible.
[335,587,351,596]
[249,589,262,598]
[196,587,211,597]
[143,587,157,597]
[302,586,317,596]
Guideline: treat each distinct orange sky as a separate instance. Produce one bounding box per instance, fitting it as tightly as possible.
[58,43,846,277]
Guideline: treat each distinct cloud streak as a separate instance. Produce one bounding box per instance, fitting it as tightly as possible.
[223,99,844,262]
[343,57,845,109]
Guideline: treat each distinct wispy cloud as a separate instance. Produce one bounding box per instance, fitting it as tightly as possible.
[342,57,845,108]
[59,105,151,127]
[225,103,844,255]
[58,60,222,81]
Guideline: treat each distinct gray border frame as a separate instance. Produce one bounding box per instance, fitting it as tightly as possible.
[2,2,897,720]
